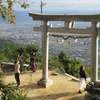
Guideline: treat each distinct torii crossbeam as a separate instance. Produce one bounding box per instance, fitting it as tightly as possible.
[29,12,100,88]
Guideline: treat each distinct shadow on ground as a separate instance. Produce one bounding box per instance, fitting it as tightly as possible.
[18,83,43,89]
[70,96,85,100]
[30,92,79,100]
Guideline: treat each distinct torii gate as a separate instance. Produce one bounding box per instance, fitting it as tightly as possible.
[29,12,100,88]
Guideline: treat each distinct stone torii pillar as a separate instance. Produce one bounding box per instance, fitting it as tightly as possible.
[37,20,53,88]
[91,22,98,81]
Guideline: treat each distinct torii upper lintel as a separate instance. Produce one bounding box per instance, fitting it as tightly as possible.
[29,12,100,22]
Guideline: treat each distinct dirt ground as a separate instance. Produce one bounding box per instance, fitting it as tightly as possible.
[3,70,87,100]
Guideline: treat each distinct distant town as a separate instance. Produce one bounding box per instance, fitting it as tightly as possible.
[0,19,100,67]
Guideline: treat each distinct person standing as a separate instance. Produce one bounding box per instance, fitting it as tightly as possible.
[14,61,20,87]
[17,53,24,73]
[78,65,87,93]
[30,52,36,72]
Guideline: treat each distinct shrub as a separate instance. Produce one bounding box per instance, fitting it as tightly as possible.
[0,83,30,100]
[0,72,4,83]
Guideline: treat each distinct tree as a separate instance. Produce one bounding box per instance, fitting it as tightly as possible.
[66,58,82,77]
[26,44,39,55]
[0,0,33,24]
[0,42,23,62]
[17,47,25,54]
[58,51,70,65]
[58,51,82,77]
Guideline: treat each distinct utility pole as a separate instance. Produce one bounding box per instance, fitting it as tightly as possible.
[40,1,47,24]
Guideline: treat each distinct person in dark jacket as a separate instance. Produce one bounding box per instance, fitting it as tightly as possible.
[78,66,87,93]
[30,52,36,72]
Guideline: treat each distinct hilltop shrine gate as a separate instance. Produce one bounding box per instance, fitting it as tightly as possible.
[29,12,100,88]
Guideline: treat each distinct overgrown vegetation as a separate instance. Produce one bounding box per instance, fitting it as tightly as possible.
[0,83,30,100]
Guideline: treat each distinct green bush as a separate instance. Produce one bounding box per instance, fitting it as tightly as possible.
[0,83,30,100]
[0,72,4,83]
[36,62,42,69]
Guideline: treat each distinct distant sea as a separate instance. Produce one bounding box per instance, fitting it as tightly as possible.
[1,10,100,23]
[1,10,100,38]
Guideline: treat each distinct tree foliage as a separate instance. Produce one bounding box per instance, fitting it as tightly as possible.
[58,51,82,77]
[0,42,21,62]
[26,44,39,55]
[0,42,40,67]
[0,83,30,100]
[48,56,65,74]
[0,0,33,24]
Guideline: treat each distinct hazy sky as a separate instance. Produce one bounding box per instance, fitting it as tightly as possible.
[13,0,100,13]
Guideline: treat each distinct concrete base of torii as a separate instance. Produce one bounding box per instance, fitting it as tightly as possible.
[37,78,53,88]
